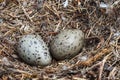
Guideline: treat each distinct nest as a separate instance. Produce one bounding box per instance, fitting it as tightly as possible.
[0,0,120,79]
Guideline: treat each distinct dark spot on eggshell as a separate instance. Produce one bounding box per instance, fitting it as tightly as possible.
[28,57,30,60]
[37,54,40,56]
[37,57,41,59]
[68,46,70,48]
[27,53,30,56]
[21,40,24,43]
[24,39,26,41]
[35,50,39,53]
[64,35,67,37]
[59,42,62,45]
[44,48,48,50]
[19,45,21,48]
[67,53,72,57]
[66,37,69,40]
[34,41,37,44]
[30,40,33,45]
[74,36,77,39]
[74,46,77,50]
[23,50,25,52]
[44,52,47,56]
[35,47,38,49]
[35,53,37,55]
[42,46,45,48]
[35,35,37,38]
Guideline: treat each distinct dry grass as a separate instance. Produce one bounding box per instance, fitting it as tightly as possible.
[0,0,120,79]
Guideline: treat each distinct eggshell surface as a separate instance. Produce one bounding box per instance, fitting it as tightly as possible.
[50,29,84,60]
[17,35,52,66]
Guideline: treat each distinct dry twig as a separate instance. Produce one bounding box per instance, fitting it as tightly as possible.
[69,47,112,69]
[17,0,33,22]
[108,67,117,80]
[98,53,112,80]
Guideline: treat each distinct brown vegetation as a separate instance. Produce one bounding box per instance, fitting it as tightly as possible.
[0,0,120,79]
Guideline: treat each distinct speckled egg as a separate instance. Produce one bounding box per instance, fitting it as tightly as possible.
[50,29,84,60]
[17,35,52,66]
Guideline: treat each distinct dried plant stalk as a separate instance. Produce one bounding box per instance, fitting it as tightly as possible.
[69,47,112,69]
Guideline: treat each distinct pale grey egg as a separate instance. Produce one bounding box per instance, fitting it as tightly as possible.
[50,29,84,60]
[17,35,52,66]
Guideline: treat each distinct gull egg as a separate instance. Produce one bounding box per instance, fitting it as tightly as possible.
[50,29,84,60]
[17,35,52,66]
